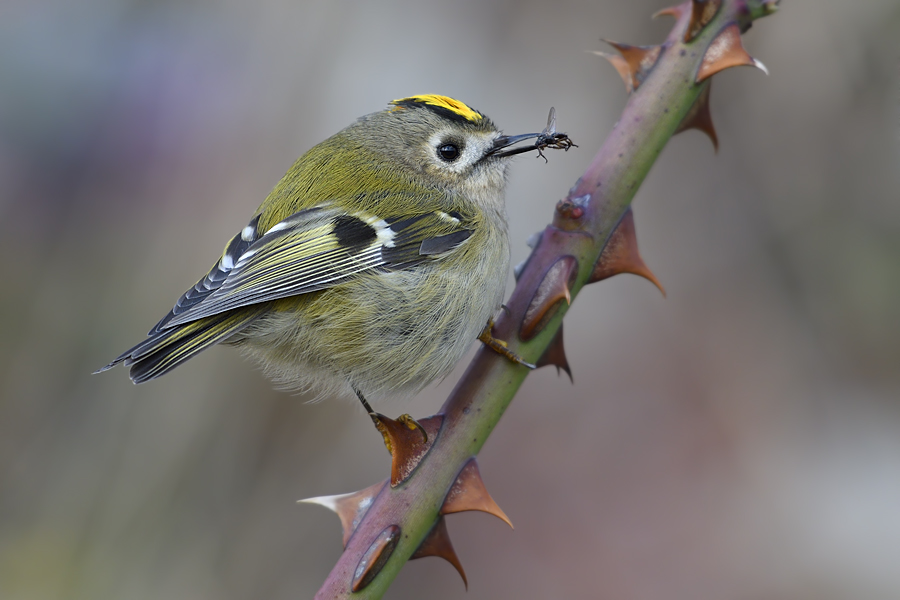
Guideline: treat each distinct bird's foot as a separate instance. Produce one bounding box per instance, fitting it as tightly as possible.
[478,318,536,369]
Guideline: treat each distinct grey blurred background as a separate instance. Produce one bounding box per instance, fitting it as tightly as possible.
[1,1,899,598]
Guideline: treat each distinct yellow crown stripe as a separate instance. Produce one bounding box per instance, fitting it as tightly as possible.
[390,95,483,122]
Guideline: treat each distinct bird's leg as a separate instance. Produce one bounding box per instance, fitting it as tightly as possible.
[354,387,376,414]
[478,317,537,369]
[354,388,427,454]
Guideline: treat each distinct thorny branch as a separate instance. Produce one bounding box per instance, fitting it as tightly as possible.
[308,1,780,597]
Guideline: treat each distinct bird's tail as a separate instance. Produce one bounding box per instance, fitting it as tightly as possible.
[95,307,266,383]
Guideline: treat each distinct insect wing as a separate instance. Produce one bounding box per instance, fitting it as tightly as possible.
[543,107,557,136]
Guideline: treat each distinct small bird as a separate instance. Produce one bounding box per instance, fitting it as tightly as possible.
[97,95,571,431]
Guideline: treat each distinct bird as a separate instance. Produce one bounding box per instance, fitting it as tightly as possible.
[97,94,571,435]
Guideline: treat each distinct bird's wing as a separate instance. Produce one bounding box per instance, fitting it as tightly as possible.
[155,202,473,329]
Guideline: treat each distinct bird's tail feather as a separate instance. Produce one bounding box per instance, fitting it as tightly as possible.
[95,307,266,383]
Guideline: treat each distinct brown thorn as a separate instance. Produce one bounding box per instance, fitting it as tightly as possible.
[675,82,718,151]
[441,458,513,529]
[589,208,666,297]
[521,255,578,341]
[592,51,634,93]
[685,0,723,43]
[652,3,688,20]
[536,324,573,383]
[411,516,468,589]
[597,41,663,93]
[370,414,443,487]
[299,480,387,547]
[351,524,401,592]
[697,22,768,82]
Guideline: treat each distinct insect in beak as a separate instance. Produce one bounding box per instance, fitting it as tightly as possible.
[489,133,545,158]
[487,108,576,161]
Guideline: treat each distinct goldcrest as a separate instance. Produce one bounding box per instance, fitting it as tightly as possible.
[98,95,571,415]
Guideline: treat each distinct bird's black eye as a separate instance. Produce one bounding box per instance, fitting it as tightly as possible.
[438,143,460,162]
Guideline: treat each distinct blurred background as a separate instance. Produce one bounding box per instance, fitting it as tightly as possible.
[1,0,899,598]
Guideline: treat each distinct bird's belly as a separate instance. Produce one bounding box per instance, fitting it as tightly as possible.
[236,238,509,402]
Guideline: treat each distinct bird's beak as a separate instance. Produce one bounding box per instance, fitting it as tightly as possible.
[487,133,544,158]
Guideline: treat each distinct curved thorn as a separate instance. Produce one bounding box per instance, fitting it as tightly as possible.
[441,459,513,529]
[752,57,769,75]
[589,209,665,297]
[675,82,719,151]
[299,480,387,547]
[652,4,688,20]
[591,50,634,93]
[697,23,764,82]
[411,517,468,589]
[536,325,573,383]
[371,414,443,487]
[599,41,664,93]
